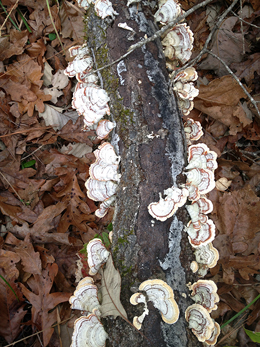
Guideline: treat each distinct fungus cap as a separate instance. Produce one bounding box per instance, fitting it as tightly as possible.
[139,279,179,324]
[185,304,214,342]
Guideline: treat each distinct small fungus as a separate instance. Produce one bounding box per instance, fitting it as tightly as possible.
[188,280,219,313]
[87,239,110,276]
[185,304,214,342]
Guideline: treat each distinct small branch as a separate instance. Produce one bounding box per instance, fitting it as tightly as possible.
[85,0,215,77]
[231,10,260,29]
[205,50,260,118]
[22,145,44,161]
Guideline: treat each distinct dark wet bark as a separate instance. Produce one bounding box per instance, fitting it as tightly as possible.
[86,1,202,346]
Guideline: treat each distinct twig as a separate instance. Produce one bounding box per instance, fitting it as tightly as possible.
[84,0,215,77]
[172,0,240,77]
[0,126,53,138]
[0,170,25,206]
[3,317,72,347]
[231,10,260,29]
[205,49,260,118]
[46,0,65,55]
[240,0,245,54]
[0,0,20,34]
[22,145,44,161]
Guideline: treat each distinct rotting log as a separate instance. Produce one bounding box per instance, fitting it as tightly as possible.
[85,2,202,346]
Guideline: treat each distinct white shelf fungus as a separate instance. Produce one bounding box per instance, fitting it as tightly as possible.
[71,314,108,347]
[130,293,149,330]
[139,279,179,324]
[95,196,115,218]
[185,304,214,342]
[188,280,219,313]
[184,118,203,144]
[87,239,110,276]
[205,320,220,345]
[174,81,199,101]
[185,168,215,196]
[69,277,101,316]
[162,23,194,64]
[186,144,218,172]
[154,0,182,25]
[186,218,215,248]
[148,187,189,221]
[194,243,219,277]
[96,120,116,139]
[95,0,118,19]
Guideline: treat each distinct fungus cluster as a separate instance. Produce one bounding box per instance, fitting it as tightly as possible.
[149,0,220,344]
[70,240,110,347]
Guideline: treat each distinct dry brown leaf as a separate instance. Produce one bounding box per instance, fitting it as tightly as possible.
[59,1,85,43]
[20,263,71,346]
[0,273,26,344]
[195,76,251,135]
[0,30,28,61]
[100,255,128,319]
[231,53,260,85]
[199,16,249,76]
[14,234,42,275]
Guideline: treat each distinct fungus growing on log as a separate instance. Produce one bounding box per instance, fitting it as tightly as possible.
[185,304,214,342]
[130,293,149,330]
[69,277,101,316]
[162,23,194,63]
[87,239,110,276]
[71,314,108,347]
[96,120,116,139]
[185,168,215,196]
[139,279,179,324]
[95,0,119,19]
[186,218,215,248]
[194,243,219,277]
[184,118,203,144]
[148,187,189,221]
[154,0,182,25]
[186,144,218,172]
[205,321,221,345]
[188,280,219,313]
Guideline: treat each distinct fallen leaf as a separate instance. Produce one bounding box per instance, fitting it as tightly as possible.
[0,30,28,61]
[199,17,249,76]
[215,177,232,191]
[231,53,260,85]
[100,255,128,319]
[39,105,79,130]
[59,1,85,43]
[59,143,92,158]
[58,116,95,145]
[20,263,71,346]
[14,234,42,275]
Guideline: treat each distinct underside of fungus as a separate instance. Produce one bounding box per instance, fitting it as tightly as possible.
[139,279,179,324]
[71,314,108,347]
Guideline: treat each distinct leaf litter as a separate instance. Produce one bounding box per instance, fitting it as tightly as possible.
[0,0,260,346]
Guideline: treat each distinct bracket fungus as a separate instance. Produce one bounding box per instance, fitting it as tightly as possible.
[148,187,189,221]
[71,314,108,347]
[64,44,93,79]
[185,168,215,196]
[186,218,215,248]
[69,277,101,316]
[185,304,214,342]
[87,239,110,276]
[174,81,199,101]
[178,99,194,116]
[173,67,198,83]
[96,120,116,139]
[95,196,115,218]
[93,142,120,165]
[186,144,218,172]
[154,0,182,25]
[205,321,221,345]
[86,178,118,202]
[139,279,179,324]
[186,197,213,228]
[188,280,219,313]
[162,23,194,64]
[184,118,203,144]
[95,0,118,19]
[130,293,149,330]
[194,243,219,277]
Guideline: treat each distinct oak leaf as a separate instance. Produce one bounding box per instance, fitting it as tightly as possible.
[20,263,71,346]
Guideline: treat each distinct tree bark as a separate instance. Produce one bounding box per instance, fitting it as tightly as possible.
[86,2,202,346]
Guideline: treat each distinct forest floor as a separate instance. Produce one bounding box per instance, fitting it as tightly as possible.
[0,0,260,346]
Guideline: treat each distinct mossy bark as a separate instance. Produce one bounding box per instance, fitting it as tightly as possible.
[85,2,202,346]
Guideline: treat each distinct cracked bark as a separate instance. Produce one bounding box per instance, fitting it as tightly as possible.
[86,1,203,346]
